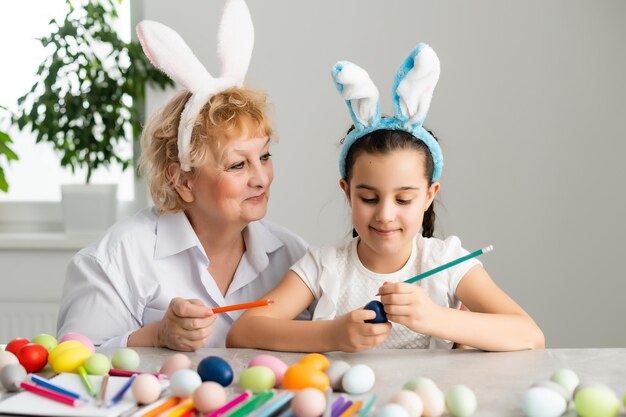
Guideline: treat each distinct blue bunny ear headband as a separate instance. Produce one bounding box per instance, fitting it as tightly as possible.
[332,43,443,181]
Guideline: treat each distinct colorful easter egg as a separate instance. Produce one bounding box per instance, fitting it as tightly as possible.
[193,382,227,414]
[16,343,48,373]
[239,366,276,393]
[342,364,375,395]
[5,338,29,356]
[31,334,58,352]
[59,333,95,353]
[131,373,162,405]
[112,348,140,371]
[549,368,579,399]
[282,363,330,392]
[389,390,424,417]
[0,363,27,392]
[445,385,477,417]
[170,369,202,397]
[574,386,620,417]
[49,342,92,373]
[299,353,330,372]
[521,386,567,417]
[197,356,233,387]
[160,353,192,377]
[0,351,19,371]
[376,403,409,417]
[249,354,288,386]
[84,353,111,375]
[364,300,388,323]
[325,360,351,391]
[291,387,326,417]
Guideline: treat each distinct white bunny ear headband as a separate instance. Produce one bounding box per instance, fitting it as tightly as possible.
[136,0,254,171]
[332,43,443,181]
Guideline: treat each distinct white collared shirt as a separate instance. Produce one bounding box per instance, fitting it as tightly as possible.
[57,207,310,348]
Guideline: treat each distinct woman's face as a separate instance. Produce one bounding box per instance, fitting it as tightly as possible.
[179,129,273,230]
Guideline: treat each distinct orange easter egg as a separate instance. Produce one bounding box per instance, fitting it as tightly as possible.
[282,363,330,392]
[299,353,330,372]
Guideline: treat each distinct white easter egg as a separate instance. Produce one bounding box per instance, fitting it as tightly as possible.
[325,360,351,391]
[376,403,410,417]
[342,364,375,395]
[389,390,424,417]
[521,386,567,417]
[531,380,569,401]
[170,369,202,397]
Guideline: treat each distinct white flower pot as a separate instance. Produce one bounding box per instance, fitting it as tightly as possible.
[61,184,118,235]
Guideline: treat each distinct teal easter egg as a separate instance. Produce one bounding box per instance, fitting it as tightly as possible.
[84,353,111,375]
[549,368,579,399]
[574,387,620,417]
[239,366,276,393]
[112,348,140,371]
[521,386,567,417]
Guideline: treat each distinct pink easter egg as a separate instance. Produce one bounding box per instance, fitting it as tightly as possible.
[292,388,326,417]
[59,333,95,353]
[192,382,227,414]
[131,373,161,405]
[159,353,192,377]
[248,354,288,387]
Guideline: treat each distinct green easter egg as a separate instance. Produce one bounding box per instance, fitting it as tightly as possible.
[446,384,477,417]
[31,334,58,352]
[238,366,276,393]
[112,348,140,371]
[550,368,579,397]
[84,353,111,375]
[574,387,620,417]
[403,376,437,391]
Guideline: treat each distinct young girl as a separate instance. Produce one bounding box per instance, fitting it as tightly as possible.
[227,44,544,352]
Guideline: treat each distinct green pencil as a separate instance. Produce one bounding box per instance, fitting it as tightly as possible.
[404,245,493,284]
[227,390,275,417]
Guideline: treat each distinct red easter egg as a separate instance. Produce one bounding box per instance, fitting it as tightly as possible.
[17,343,49,373]
[5,338,30,356]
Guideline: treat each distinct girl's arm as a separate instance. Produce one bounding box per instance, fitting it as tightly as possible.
[226,271,391,352]
[380,265,545,351]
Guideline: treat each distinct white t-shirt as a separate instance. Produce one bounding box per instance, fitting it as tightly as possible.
[291,235,480,349]
[57,206,310,348]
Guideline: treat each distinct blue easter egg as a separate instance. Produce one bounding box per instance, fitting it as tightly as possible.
[197,356,233,387]
[364,300,388,323]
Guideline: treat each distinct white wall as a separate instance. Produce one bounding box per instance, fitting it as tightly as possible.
[141,0,626,348]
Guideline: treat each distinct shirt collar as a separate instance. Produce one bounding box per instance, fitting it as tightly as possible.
[154,211,204,260]
[239,220,284,274]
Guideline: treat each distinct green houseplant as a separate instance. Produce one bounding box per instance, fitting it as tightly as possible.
[0,106,19,193]
[12,0,173,232]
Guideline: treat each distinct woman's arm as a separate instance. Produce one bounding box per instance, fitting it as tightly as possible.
[380,265,545,351]
[226,271,391,352]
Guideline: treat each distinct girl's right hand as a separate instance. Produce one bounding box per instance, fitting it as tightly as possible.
[333,309,392,352]
[157,297,216,351]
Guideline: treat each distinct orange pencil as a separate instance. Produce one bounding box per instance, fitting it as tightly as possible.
[339,400,362,417]
[212,299,274,314]
[140,397,181,417]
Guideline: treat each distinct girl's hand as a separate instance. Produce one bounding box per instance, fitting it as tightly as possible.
[378,282,442,334]
[332,308,392,352]
[157,297,216,351]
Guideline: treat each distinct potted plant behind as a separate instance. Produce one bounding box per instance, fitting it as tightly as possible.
[13,0,173,234]
[0,109,19,193]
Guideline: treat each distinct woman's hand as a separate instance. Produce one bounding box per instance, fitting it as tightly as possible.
[331,309,392,352]
[156,298,216,351]
[378,282,442,334]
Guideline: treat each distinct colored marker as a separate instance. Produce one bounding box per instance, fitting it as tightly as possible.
[106,374,136,408]
[212,299,274,314]
[29,374,82,400]
[165,398,194,417]
[205,391,250,417]
[109,368,166,379]
[248,391,294,417]
[227,391,275,417]
[339,400,362,417]
[332,400,353,417]
[330,396,347,417]
[358,394,376,417]
[20,381,85,407]
[98,375,109,407]
[140,397,181,417]
[404,245,494,284]
[77,365,97,397]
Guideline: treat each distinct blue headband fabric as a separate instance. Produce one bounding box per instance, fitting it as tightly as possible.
[333,43,443,181]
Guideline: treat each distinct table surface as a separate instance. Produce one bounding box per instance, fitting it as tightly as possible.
[1,348,625,416]
[108,348,626,416]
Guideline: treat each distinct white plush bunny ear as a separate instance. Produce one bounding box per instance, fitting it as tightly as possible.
[217,0,254,84]
[392,44,440,128]
[332,61,381,129]
[136,20,214,94]
[136,0,256,171]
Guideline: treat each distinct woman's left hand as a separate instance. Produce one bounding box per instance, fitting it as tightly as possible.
[378,282,441,334]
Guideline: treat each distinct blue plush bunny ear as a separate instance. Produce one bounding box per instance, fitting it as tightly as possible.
[332,61,381,130]
[392,44,440,128]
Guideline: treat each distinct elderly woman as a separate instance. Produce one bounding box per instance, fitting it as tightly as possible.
[56,86,310,350]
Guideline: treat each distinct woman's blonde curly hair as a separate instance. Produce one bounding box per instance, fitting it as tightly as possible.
[139,87,273,213]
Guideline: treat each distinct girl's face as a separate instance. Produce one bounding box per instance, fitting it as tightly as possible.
[340,149,440,271]
[177,129,273,230]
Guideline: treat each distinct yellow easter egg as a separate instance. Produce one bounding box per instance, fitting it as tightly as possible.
[50,346,92,373]
[48,340,87,365]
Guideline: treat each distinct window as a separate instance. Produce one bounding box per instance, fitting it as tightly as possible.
[0,1,135,208]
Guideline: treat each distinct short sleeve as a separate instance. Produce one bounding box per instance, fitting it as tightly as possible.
[290,247,325,300]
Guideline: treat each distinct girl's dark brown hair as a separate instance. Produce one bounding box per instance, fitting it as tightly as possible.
[342,128,438,238]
